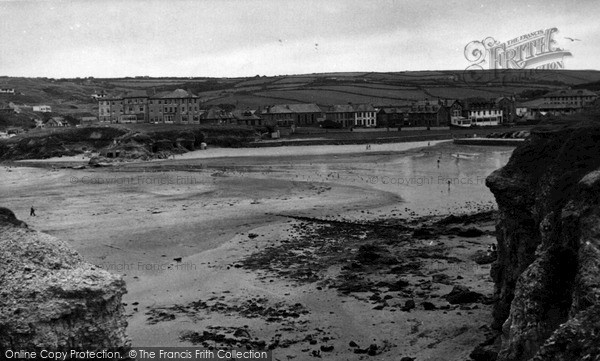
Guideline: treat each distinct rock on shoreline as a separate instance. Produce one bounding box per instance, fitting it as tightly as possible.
[0,207,130,353]
[484,122,600,361]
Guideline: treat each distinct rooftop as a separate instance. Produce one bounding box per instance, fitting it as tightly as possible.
[264,103,322,114]
[544,89,597,98]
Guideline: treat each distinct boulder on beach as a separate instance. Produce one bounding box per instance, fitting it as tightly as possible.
[355,244,398,265]
[0,208,130,351]
[444,285,483,304]
[0,207,27,228]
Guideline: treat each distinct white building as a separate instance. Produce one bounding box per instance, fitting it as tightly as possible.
[91,90,108,100]
[0,88,15,94]
[33,105,52,113]
[354,104,377,127]
[468,109,503,126]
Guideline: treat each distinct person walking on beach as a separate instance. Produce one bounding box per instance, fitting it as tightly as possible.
[30,206,36,217]
[437,158,440,168]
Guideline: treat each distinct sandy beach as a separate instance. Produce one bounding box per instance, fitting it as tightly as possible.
[2,140,513,360]
[18,140,447,163]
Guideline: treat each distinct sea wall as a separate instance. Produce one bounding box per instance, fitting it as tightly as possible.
[453,138,525,146]
[0,208,130,353]
[485,122,600,360]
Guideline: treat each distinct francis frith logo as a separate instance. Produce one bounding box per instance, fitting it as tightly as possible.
[464,28,572,71]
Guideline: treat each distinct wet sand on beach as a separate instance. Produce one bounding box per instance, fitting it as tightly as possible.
[2,141,513,360]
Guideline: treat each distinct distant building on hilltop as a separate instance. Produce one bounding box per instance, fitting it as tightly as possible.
[91,90,108,100]
[45,117,65,127]
[543,89,597,107]
[33,105,52,113]
[515,89,598,120]
[0,87,15,94]
[0,102,20,114]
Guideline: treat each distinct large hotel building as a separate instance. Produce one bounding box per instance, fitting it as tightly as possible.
[98,89,205,124]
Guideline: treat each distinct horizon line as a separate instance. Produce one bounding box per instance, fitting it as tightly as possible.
[2,68,600,80]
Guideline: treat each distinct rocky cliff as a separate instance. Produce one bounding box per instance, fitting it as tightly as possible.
[0,208,130,353]
[485,120,600,361]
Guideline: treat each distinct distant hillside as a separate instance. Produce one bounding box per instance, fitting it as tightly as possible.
[573,80,600,92]
[1,70,599,119]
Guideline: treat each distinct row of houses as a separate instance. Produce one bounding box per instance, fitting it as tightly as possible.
[33,116,98,128]
[0,102,52,114]
[96,88,598,128]
[515,89,598,120]
[96,89,453,128]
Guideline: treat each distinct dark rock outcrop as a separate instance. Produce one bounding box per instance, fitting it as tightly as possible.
[0,208,130,353]
[444,285,484,304]
[485,122,600,360]
[0,207,28,228]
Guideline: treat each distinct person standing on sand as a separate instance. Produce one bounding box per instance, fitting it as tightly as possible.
[30,206,36,217]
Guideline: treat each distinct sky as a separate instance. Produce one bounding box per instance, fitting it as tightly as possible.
[0,0,599,78]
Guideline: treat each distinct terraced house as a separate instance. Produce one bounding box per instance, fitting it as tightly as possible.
[325,104,377,128]
[354,104,377,127]
[543,89,597,107]
[325,104,356,128]
[260,104,324,127]
[406,100,449,128]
